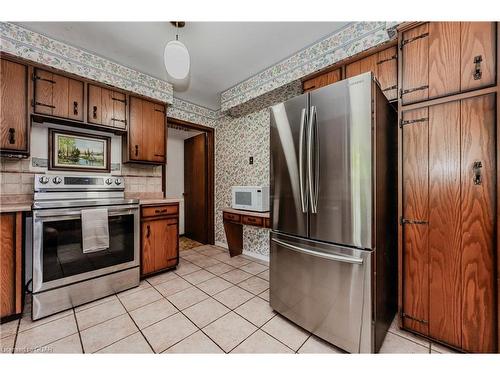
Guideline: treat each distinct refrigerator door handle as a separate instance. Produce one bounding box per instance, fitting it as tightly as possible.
[299,108,308,213]
[307,105,316,213]
[271,238,364,265]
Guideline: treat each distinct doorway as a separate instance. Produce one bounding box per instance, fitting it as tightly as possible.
[165,118,214,249]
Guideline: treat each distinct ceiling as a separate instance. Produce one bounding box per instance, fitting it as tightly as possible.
[17,22,350,110]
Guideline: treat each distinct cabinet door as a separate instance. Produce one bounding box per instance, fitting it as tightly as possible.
[460,94,496,353]
[345,59,361,78]
[142,99,155,162]
[401,23,429,104]
[129,96,143,161]
[165,218,179,265]
[401,108,430,336]
[52,73,69,119]
[34,69,54,115]
[68,78,84,121]
[88,84,102,124]
[428,22,461,99]
[303,69,341,92]
[112,92,127,129]
[101,88,114,127]
[1,59,28,152]
[153,104,166,162]
[460,22,496,92]
[141,220,156,275]
[154,218,178,270]
[359,53,378,76]
[377,46,398,101]
[428,100,462,348]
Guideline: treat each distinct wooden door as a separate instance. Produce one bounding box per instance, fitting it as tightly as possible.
[428,101,462,348]
[184,133,208,243]
[377,46,398,101]
[460,94,496,353]
[401,23,429,104]
[460,22,496,92]
[401,108,430,336]
[1,59,28,152]
[112,92,127,129]
[141,220,156,275]
[129,96,143,161]
[88,84,102,124]
[153,104,166,162]
[34,69,54,115]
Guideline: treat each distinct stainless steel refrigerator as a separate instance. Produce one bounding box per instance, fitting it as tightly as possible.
[269,72,397,353]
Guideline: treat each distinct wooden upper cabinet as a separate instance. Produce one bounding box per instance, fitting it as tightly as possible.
[88,84,127,129]
[303,69,341,92]
[401,22,496,105]
[0,59,29,154]
[33,68,84,121]
[346,46,398,101]
[126,96,166,164]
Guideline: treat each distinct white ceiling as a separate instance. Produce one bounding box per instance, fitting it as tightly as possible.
[17,22,350,110]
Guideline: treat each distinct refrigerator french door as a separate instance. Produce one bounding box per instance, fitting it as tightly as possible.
[269,72,397,353]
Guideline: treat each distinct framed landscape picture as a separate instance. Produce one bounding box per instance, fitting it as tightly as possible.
[49,129,111,172]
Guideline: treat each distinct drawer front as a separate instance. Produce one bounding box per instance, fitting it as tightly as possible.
[242,215,264,227]
[223,212,240,223]
[141,204,178,218]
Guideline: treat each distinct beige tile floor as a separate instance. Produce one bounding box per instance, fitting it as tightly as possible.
[0,244,459,354]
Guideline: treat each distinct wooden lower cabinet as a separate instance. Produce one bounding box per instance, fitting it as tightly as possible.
[401,93,497,352]
[140,203,179,276]
[0,212,23,321]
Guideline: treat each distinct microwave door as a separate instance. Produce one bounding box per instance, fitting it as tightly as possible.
[270,93,309,238]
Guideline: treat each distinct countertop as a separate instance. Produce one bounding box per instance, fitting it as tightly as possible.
[0,203,32,213]
[223,207,270,218]
[139,197,183,206]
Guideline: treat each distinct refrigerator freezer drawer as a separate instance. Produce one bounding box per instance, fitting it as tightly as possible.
[269,232,373,353]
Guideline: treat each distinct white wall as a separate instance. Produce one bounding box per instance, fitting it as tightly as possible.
[166,130,185,235]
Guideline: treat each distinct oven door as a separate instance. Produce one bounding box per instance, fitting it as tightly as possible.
[32,204,139,293]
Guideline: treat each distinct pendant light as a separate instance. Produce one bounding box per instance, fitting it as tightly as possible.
[164,21,190,87]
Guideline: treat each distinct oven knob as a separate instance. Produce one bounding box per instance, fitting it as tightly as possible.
[114,178,122,186]
[39,176,49,184]
[52,176,62,184]
[105,178,113,185]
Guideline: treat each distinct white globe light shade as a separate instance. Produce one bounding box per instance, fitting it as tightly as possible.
[164,40,190,84]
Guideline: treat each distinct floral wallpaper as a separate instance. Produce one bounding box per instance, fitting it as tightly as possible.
[215,109,271,257]
[0,22,174,104]
[220,21,398,112]
[167,98,220,128]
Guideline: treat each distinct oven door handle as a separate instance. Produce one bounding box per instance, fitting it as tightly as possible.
[33,205,139,218]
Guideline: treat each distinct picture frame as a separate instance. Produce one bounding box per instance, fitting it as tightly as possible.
[49,129,111,172]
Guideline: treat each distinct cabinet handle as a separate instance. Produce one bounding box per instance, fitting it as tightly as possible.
[135,145,139,156]
[93,106,97,119]
[73,101,79,116]
[473,160,483,185]
[155,209,169,214]
[8,128,15,144]
[146,225,151,238]
[473,55,483,80]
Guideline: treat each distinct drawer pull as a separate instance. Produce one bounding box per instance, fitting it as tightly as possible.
[155,209,169,214]
[400,32,429,49]
[8,128,15,144]
[73,101,79,116]
[400,85,429,99]
[35,101,56,109]
[473,55,482,80]
[93,106,98,119]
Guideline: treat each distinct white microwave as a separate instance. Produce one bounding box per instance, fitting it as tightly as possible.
[231,186,270,212]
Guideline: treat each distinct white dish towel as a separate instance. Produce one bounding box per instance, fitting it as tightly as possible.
[81,208,109,253]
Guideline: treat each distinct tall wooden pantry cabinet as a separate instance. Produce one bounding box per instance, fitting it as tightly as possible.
[398,22,499,353]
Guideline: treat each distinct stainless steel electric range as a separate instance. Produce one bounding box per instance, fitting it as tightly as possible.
[28,174,140,320]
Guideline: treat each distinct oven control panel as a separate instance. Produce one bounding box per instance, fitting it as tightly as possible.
[35,174,124,191]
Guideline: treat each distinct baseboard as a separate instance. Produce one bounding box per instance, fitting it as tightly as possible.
[215,241,228,249]
[215,241,269,263]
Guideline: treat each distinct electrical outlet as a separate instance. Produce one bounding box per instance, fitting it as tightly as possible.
[249,156,254,165]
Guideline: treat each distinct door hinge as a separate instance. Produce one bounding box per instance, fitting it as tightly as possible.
[112,97,127,105]
[402,312,428,324]
[382,85,397,92]
[400,85,429,99]
[400,32,429,50]
[400,217,428,225]
[377,55,397,65]
[399,117,428,128]
[32,73,55,84]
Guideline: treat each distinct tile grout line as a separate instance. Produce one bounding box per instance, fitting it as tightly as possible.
[72,307,85,353]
